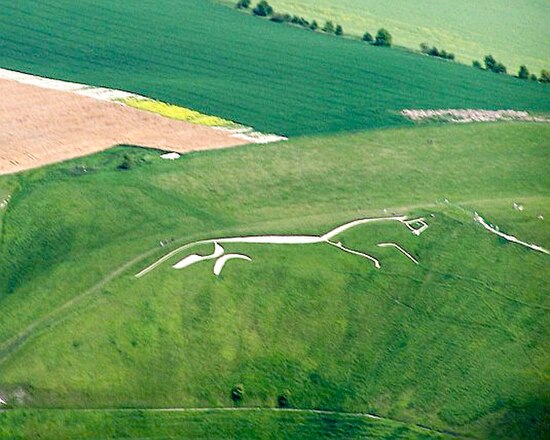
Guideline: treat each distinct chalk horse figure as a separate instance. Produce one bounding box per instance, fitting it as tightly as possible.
[135,216,429,278]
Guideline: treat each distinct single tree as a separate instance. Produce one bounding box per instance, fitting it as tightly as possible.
[374,28,392,46]
[493,62,507,74]
[252,0,273,17]
[484,55,496,71]
[472,60,482,69]
[446,52,455,61]
[310,20,318,31]
[235,0,250,9]
[362,31,374,43]
[540,70,550,83]
[335,24,343,36]
[322,20,335,33]
[518,65,529,79]
[530,73,538,81]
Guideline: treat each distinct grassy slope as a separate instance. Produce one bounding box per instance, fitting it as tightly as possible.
[0,409,452,440]
[0,0,548,136]
[0,123,548,439]
[262,0,550,74]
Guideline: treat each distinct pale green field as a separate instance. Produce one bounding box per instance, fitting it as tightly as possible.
[261,0,550,75]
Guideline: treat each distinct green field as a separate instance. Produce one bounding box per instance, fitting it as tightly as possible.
[0,123,548,439]
[0,409,452,439]
[0,0,549,136]
[262,0,550,75]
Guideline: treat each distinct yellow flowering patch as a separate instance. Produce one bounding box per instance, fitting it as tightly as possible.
[120,97,238,128]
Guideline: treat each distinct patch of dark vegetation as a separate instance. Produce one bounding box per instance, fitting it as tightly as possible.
[231,383,245,404]
[239,1,344,36]
[420,43,455,61]
[277,390,291,408]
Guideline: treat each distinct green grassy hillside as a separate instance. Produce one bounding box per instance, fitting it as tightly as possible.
[262,0,550,74]
[0,123,548,439]
[0,0,548,136]
[0,409,452,440]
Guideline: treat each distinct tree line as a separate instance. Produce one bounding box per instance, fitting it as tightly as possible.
[237,1,549,83]
[472,55,550,83]
[236,0,392,46]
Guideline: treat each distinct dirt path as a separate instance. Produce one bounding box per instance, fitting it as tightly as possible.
[0,79,249,175]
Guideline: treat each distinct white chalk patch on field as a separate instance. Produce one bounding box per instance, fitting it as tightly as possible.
[160,152,181,160]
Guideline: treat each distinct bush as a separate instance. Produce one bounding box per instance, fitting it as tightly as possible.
[335,25,343,36]
[540,70,550,83]
[484,55,496,71]
[428,46,440,57]
[493,62,507,74]
[290,16,309,27]
[518,65,529,80]
[484,55,506,74]
[231,384,245,402]
[374,28,392,46]
[422,44,454,60]
[530,73,538,81]
[322,20,335,33]
[117,154,134,170]
[362,32,373,43]
[235,0,251,9]
[310,20,318,31]
[253,0,273,17]
[277,390,291,408]
[473,60,482,69]
[271,13,291,23]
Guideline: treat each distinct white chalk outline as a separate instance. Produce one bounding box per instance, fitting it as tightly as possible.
[474,212,549,254]
[377,243,419,264]
[214,254,252,276]
[135,215,428,278]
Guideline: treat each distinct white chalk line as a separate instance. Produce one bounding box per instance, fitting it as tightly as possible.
[327,240,381,269]
[474,212,549,254]
[136,216,427,278]
[213,254,251,276]
[377,243,419,264]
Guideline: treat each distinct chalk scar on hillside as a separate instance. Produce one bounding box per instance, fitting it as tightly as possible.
[135,216,429,279]
[474,212,550,254]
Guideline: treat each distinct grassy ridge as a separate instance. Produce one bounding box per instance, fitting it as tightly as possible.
[0,123,548,439]
[0,0,548,136]
[263,0,550,74]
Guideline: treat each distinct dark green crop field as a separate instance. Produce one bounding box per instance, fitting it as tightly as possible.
[0,0,548,136]
[0,123,548,439]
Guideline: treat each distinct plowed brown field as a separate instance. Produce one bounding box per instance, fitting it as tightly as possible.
[0,79,249,175]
